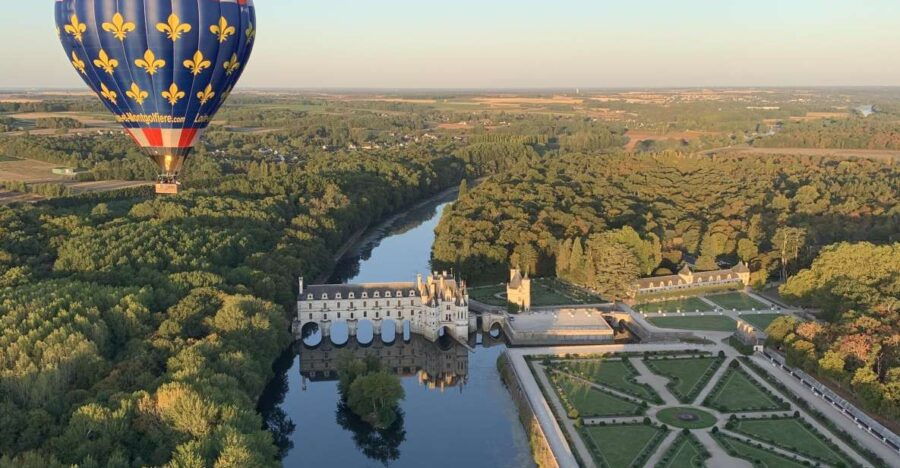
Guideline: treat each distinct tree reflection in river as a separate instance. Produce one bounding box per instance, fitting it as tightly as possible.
[336,402,407,466]
[257,345,298,459]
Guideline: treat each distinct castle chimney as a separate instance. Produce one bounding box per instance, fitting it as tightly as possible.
[298,277,304,295]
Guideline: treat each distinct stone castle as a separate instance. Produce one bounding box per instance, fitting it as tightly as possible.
[507,268,532,311]
[296,271,470,342]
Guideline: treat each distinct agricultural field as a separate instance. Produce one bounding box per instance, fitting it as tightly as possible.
[647,315,737,332]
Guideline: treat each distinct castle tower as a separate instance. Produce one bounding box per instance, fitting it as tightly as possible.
[507,268,531,311]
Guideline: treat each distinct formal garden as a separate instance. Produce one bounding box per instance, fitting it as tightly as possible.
[528,352,873,468]
[706,292,769,311]
[646,315,737,332]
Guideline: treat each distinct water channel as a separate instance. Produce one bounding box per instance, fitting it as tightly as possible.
[258,190,535,467]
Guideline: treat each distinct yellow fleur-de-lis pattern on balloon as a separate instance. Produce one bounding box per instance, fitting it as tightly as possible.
[135,49,166,75]
[62,9,253,115]
[246,22,256,43]
[183,50,211,76]
[156,14,192,42]
[93,50,119,75]
[64,15,87,42]
[162,83,185,106]
[102,13,136,41]
[210,17,236,43]
[99,83,118,103]
[70,51,86,74]
[197,85,215,105]
[223,54,241,76]
[126,83,149,105]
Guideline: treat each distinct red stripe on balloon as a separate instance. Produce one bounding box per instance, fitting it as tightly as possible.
[178,128,199,148]
[144,128,163,147]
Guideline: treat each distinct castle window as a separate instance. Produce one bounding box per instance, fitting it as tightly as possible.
[337,302,341,308]
[324,314,328,320]
[321,294,328,300]
[335,293,342,299]
[410,300,414,306]
[308,303,312,309]
[396,291,403,297]
[386,291,392,298]
[307,294,313,300]
[409,290,415,296]
[364,311,368,318]
[348,292,355,299]
[309,313,312,319]
[362,292,368,298]
[351,313,354,319]
[338,313,341,319]
[363,301,367,307]
[374,292,380,298]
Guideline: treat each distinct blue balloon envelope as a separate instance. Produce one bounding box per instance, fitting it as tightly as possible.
[55,0,256,191]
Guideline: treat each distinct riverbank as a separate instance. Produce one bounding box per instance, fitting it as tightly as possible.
[313,178,482,284]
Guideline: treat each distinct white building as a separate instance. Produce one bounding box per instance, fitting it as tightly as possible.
[296,271,470,342]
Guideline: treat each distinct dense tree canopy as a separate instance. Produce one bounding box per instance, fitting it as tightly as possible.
[433,151,899,286]
[769,242,899,420]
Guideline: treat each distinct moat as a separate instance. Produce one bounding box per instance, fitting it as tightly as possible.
[259,191,535,467]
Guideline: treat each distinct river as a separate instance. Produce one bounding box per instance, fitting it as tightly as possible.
[258,190,535,468]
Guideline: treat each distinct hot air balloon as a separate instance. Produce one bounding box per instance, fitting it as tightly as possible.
[55,0,256,194]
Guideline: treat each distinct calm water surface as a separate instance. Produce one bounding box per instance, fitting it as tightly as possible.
[259,192,535,468]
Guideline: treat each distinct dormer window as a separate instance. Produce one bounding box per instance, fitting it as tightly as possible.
[396,291,403,297]
[374,292,380,298]
[307,294,313,300]
[409,290,416,296]
[349,293,355,299]
[385,291,392,298]
[335,293,342,300]
[362,292,368,298]
[321,293,328,300]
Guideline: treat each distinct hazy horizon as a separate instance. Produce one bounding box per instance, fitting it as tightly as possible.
[2,1,899,89]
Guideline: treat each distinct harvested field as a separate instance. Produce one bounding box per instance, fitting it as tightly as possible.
[624,130,717,151]
[0,158,68,184]
[722,146,900,162]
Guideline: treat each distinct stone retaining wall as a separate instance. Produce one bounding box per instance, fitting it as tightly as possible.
[498,353,560,468]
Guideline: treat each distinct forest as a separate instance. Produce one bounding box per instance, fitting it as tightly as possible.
[432,151,899,297]
[767,242,899,420]
[0,131,530,466]
[1,89,899,464]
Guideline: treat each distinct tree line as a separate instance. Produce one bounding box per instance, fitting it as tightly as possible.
[432,151,899,297]
[767,242,898,420]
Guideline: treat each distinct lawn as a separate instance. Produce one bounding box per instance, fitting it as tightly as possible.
[713,433,806,468]
[532,278,604,306]
[707,292,769,311]
[556,359,661,403]
[733,417,854,466]
[467,284,507,306]
[704,367,788,412]
[648,315,737,332]
[580,424,667,468]
[657,433,709,468]
[656,407,716,429]
[635,297,713,314]
[738,313,783,331]
[644,357,723,403]
[551,373,643,417]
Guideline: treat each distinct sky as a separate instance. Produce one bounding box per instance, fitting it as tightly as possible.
[2,0,900,89]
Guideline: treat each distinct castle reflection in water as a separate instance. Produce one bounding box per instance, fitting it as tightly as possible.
[300,333,504,392]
